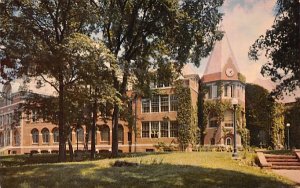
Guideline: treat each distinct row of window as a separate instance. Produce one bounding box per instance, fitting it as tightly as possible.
[30,125,126,144]
[141,121,178,138]
[0,130,20,147]
[206,83,245,99]
[142,95,177,113]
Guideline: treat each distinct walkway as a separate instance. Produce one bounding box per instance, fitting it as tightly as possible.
[273,170,300,186]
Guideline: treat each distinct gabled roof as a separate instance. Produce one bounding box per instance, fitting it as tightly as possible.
[202,34,241,83]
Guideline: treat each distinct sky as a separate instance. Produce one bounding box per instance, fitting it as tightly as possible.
[195,0,277,83]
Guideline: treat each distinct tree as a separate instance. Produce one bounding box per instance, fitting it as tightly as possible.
[245,83,285,149]
[249,0,300,98]
[0,1,112,161]
[93,0,224,157]
[245,84,274,147]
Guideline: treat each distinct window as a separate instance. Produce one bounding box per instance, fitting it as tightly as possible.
[100,125,110,142]
[32,110,38,122]
[208,86,212,99]
[118,124,124,144]
[31,129,39,144]
[224,110,233,127]
[14,131,20,146]
[151,121,159,138]
[77,127,84,142]
[226,137,232,145]
[142,99,150,113]
[231,85,235,98]
[160,95,169,112]
[224,85,229,97]
[170,95,177,111]
[0,115,2,126]
[142,122,150,138]
[160,121,169,137]
[170,121,178,137]
[0,133,3,147]
[6,131,10,146]
[209,113,218,128]
[151,95,159,112]
[41,128,49,143]
[212,85,218,98]
[53,128,59,143]
[128,132,132,143]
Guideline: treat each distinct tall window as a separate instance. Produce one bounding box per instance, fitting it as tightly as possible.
[77,127,84,142]
[151,121,159,138]
[160,95,169,112]
[208,85,212,99]
[160,121,168,137]
[209,113,218,128]
[224,85,229,97]
[224,110,233,127]
[6,131,10,146]
[53,128,59,143]
[170,121,178,137]
[142,99,150,113]
[151,95,159,112]
[212,85,218,98]
[211,138,215,145]
[170,95,178,111]
[14,131,20,146]
[41,128,49,143]
[118,124,124,144]
[0,133,3,147]
[31,129,39,144]
[142,122,150,138]
[100,125,110,143]
[32,110,38,122]
[231,85,235,98]
[0,115,2,127]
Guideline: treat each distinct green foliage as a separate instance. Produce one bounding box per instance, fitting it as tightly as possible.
[270,103,285,149]
[175,81,198,150]
[245,84,274,147]
[285,98,300,148]
[249,0,300,97]
[203,100,232,126]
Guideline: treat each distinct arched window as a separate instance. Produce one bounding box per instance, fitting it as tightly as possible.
[53,128,59,143]
[14,130,20,146]
[31,129,39,144]
[76,127,84,143]
[118,124,124,144]
[210,138,215,145]
[100,125,110,143]
[41,128,49,143]
[226,137,232,145]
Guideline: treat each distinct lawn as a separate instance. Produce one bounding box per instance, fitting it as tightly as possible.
[0,152,295,188]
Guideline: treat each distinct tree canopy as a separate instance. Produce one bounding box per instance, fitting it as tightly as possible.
[249,0,300,98]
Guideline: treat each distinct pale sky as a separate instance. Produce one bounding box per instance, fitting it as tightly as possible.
[195,0,277,83]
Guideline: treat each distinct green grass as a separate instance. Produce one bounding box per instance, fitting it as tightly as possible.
[0,152,295,188]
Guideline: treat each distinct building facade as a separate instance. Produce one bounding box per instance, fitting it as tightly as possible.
[0,35,245,155]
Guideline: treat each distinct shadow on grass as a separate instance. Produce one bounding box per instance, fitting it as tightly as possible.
[0,152,169,167]
[0,162,294,188]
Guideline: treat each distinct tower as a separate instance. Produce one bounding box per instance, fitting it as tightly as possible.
[201,34,246,147]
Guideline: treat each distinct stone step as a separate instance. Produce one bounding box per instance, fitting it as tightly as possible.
[267,158,299,162]
[271,165,300,170]
[265,154,297,159]
[270,162,300,166]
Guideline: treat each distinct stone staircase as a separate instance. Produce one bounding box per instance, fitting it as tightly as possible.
[264,154,300,170]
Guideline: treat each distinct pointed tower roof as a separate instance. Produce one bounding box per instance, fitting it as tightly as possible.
[202,34,241,83]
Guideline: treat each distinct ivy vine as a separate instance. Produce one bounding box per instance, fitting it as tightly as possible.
[175,80,198,151]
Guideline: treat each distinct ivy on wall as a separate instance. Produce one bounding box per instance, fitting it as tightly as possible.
[175,80,198,151]
[271,103,285,149]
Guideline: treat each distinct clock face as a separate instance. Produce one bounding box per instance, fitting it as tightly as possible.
[226,68,234,77]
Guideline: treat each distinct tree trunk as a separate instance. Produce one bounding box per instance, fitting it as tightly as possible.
[68,137,73,162]
[58,78,66,162]
[91,95,97,159]
[111,104,119,158]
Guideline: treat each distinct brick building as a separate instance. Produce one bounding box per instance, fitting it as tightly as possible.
[0,35,245,155]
